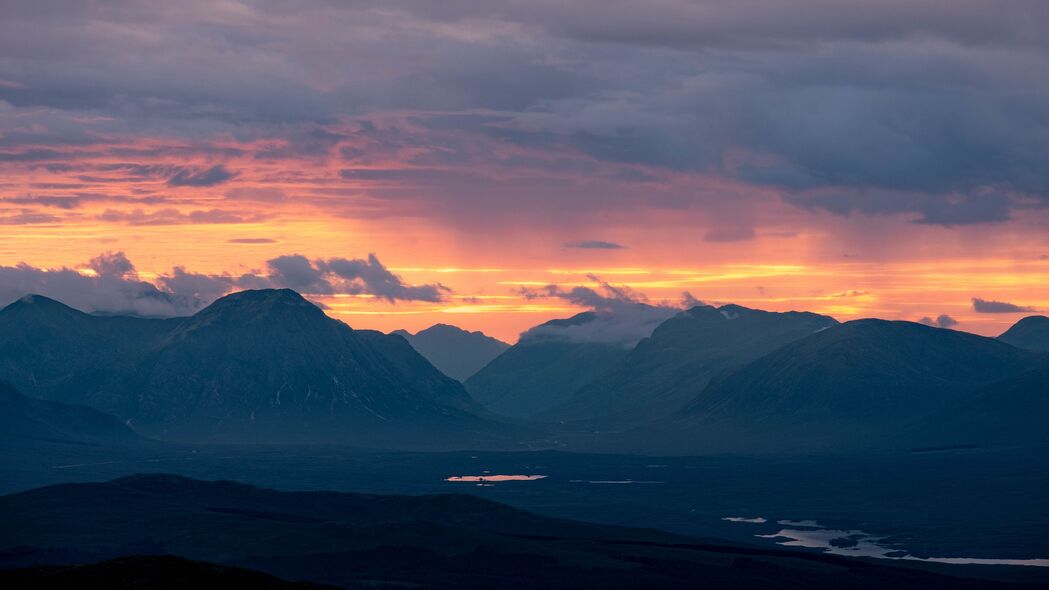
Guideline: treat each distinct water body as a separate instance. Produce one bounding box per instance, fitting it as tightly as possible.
[445,474,546,482]
[728,517,1049,567]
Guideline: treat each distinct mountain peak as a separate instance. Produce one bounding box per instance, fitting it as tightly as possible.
[1,294,88,322]
[193,289,322,320]
[999,314,1049,352]
[3,293,77,311]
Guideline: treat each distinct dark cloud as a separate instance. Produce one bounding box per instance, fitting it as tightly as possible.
[228,238,277,244]
[0,258,203,317]
[919,314,959,328]
[4,195,85,209]
[0,210,60,225]
[0,0,1046,228]
[266,255,333,294]
[564,240,624,249]
[99,208,261,225]
[972,297,1036,313]
[167,165,235,187]
[320,254,449,302]
[88,251,135,278]
[0,250,452,317]
[263,253,449,302]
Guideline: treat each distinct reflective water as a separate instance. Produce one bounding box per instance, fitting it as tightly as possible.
[444,474,546,482]
[727,517,1049,567]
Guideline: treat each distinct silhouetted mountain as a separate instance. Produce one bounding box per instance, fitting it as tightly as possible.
[905,358,1049,449]
[0,474,1031,590]
[544,304,838,426]
[678,319,1047,452]
[0,380,139,445]
[464,312,631,417]
[0,556,334,589]
[0,295,177,403]
[0,290,501,445]
[999,315,1049,352]
[393,324,509,381]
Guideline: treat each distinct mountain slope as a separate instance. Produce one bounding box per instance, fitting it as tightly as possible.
[393,324,509,381]
[464,312,631,418]
[904,358,1049,448]
[545,304,838,426]
[678,319,1047,452]
[0,290,501,445]
[0,380,139,445]
[999,315,1049,352]
[0,295,175,403]
[0,474,1031,590]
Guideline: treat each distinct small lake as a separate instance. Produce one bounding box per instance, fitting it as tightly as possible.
[445,474,546,483]
[726,517,1049,567]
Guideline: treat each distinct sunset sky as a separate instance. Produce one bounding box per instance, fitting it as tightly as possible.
[1,1,1047,342]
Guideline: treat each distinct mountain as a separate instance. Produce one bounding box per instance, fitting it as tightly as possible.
[0,474,1031,590]
[543,304,838,427]
[464,312,633,418]
[0,380,139,445]
[0,290,501,445]
[999,315,1049,352]
[0,295,176,403]
[392,324,509,381]
[677,319,1047,452]
[904,358,1049,449]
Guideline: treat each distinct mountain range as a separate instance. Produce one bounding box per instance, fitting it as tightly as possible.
[543,304,839,426]
[1,290,1045,454]
[464,312,634,417]
[675,319,1047,452]
[392,324,509,381]
[0,290,500,446]
[0,474,1034,589]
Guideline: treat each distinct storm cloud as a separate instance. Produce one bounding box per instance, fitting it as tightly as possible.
[0,251,451,317]
[919,314,959,328]
[971,297,1037,313]
[0,0,1044,230]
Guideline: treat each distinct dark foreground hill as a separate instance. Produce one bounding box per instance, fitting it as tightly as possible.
[0,474,1036,590]
[545,304,838,426]
[999,315,1049,352]
[0,290,506,446]
[393,324,509,381]
[675,319,1047,453]
[0,555,334,589]
[0,380,139,445]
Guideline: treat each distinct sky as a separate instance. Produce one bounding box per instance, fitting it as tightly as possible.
[0,0,1047,342]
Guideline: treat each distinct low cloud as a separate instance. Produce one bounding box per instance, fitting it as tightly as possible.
[919,314,958,328]
[0,251,449,317]
[517,275,680,347]
[564,240,624,249]
[972,297,1036,313]
[99,208,261,225]
[167,165,235,187]
[228,238,277,244]
[0,210,61,225]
